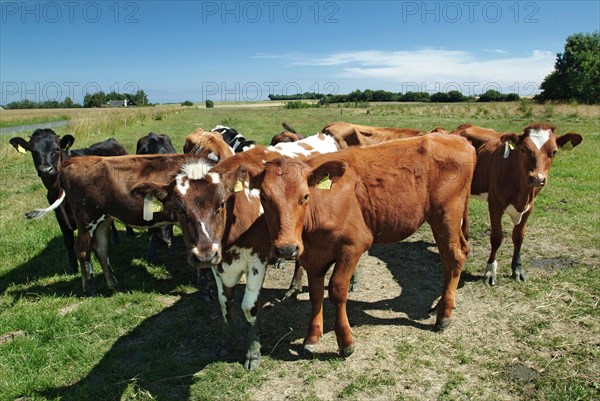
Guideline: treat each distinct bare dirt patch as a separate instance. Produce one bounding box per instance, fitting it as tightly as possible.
[0,330,26,345]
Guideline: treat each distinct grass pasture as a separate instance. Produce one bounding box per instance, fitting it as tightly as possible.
[0,102,598,401]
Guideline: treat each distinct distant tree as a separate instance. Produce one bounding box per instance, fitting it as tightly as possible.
[478,89,506,102]
[430,92,449,103]
[402,91,431,102]
[181,100,194,106]
[505,93,520,101]
[537,31,600,104]
[205,99,214,108]
[62,97,74,108]
[84,91,107,107]
[447,90,467,102]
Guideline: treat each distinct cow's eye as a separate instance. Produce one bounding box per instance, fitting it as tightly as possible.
[299,193,310,205]
[220,200,226,209]
[550,150,557,158]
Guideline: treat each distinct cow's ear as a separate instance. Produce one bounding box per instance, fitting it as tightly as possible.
[308,160,347,188]
[9,137,30,154]
[60,135,75,151]
[500,133,521,146]
[221,165,250,194]
[249,170,265,190]
[130,182,171,201]
[557,133,583,148]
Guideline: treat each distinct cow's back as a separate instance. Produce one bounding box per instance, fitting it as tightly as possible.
[307,134,475,243]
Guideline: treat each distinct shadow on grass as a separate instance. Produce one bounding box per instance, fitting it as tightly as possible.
[2,230,197,300]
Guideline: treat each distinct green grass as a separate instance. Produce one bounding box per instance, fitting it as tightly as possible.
[1,102,598,400]
[0,115,69,128]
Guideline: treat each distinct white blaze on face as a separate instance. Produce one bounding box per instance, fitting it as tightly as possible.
[528,128,551,150]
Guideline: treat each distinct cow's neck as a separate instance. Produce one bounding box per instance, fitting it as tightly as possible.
[497,152,536,211]
[223,190,263,248]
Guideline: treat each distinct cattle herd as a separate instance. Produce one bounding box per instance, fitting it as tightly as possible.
[10,120,583,370]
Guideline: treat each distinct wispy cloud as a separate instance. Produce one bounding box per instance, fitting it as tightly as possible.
[276,49,555,94]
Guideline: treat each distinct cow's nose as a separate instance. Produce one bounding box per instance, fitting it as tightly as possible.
[274,244,299,260]
[38,165,55,174]
[190,246,220,267]
[528,174,546,187]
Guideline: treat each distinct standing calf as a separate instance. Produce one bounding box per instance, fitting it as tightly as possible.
[251,134,475,357]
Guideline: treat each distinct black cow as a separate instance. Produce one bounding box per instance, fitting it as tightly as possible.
[10,129,129,274]
[135,133,176,263]
[211,125,255,152]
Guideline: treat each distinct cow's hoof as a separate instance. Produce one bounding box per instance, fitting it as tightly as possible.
[483,274,497,286]
[244,354,261,370]
[434,318,452,332]
[349,281,360,292]
[512,270,526,282]
[274,258,285,269]
[339,343,355,358]
[301,343,318,359]
[281,287,300,302]
[84,288,98,297]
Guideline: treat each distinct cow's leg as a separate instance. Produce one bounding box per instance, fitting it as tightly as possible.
[212,262,243,358]
[77,230,95,296]
[56,215,78,274]
[349,268,360,292]
[110,221,120,244]
[146,228,158,263]
[93,220,119,291]
[242,259,267,370]
[511,207,533,282]
[197,268,213,303]
[283,260,304,301]
[126,226,135,236]
[429,217,470,332]
[483,203,504,286]
[329,250,363,357]
[302,266,327,356]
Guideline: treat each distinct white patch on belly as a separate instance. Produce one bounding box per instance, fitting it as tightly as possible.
[528,128,551,150]
[87,215,107,237]
[504,203,530,225]
[472,192,488,202]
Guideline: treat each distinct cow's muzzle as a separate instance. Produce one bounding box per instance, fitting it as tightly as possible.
[528,173,547,188]
[274,244,299,260]
[189,245,221,268]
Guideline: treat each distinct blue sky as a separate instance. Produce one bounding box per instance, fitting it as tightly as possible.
[1,1,599,104]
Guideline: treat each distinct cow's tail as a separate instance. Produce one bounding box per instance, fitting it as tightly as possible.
[25,190,66,220]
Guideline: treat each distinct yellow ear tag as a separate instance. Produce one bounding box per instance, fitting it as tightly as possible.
[233,180,244,193]
[17,144,27,154]
[508,140,516,150]
[317,174,332,190]
[151,197,163,213]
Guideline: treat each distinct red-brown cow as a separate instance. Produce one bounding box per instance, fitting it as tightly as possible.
[451,123,582,285]
[270,122,305,145]
[323,122,447,148]
[250,134,475,357]
[134,133,341,370]
[25,154,215,295]
[183,128,235,162]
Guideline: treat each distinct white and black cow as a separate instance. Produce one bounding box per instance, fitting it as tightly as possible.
[211,125,255,152]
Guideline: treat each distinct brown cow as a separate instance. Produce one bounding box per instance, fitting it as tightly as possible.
[323,122,447,148]
[183,128,235,162]
[24,154,215,295]
[133,133,342,370]
[250,134,475,357]
[451,123,583,285]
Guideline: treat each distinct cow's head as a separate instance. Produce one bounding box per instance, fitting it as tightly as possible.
[251,156,346,260]
[501,124,582,188]
[10,129,75,177]
[136,132,176,155]
[131,160,246,268]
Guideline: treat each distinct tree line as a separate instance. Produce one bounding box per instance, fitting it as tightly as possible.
[3,90,150,109]
[270,89,520,104]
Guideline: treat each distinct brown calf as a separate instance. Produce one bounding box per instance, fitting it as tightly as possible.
[251,134,475,357]
[183,128,234,162]
[134,133,341,369]
[451,123,583,285]
[25,154,212,295]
